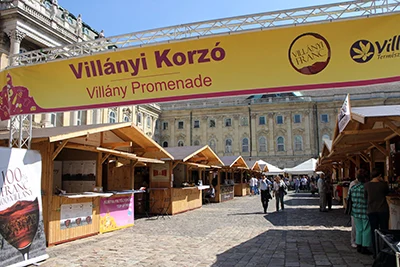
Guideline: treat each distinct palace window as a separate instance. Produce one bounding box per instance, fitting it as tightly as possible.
[294,135,303,151]
[294,114,301,124]
[276,115,284,124]
[242,138,249,152]
[225,139,232,153]
[259,136,267,152]
[277,136,285,152]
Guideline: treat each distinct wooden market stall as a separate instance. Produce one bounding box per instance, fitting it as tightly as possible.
[219,156,249,197]
[317,97,400,224]
[152,145,223,214]
[0,122,173,246]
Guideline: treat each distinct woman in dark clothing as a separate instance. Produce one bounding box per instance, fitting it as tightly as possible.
[364,168,389,258]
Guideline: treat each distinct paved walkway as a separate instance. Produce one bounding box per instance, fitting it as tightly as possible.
[39,192,374,267]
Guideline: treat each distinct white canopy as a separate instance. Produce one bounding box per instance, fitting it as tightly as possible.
[284,158,318,176]
[257,160,284,175]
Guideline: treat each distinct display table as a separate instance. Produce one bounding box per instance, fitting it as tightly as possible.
[171,187,202,215]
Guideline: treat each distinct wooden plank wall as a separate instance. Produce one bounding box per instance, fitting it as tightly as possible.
[171,188,201,214]
[48,196,100,245]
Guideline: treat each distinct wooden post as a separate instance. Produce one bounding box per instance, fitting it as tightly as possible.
[370,148,375,175]
[96,152,103,187]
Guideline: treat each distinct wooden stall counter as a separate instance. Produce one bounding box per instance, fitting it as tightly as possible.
[387,195,400,230]
[48,194,104,246]
[171,187,202,215]
[220,184,234,202]
[234,183,248,197]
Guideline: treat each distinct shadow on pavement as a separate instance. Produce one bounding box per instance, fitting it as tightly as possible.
[211,229,374,267]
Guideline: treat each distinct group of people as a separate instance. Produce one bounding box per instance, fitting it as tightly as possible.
[249,175,288,214]
[348,168,389,258]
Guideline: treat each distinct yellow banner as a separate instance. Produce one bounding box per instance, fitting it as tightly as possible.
[1,13,400,119]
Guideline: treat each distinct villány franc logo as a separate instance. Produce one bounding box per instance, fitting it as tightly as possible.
[350,35,400,63]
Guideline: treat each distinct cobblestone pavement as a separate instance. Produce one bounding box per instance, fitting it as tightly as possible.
[38,192,374,267]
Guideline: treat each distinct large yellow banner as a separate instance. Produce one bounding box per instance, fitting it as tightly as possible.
[1,13,400,119]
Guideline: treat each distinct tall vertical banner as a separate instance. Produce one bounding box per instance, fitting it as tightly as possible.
[338,94,351,133]
[0,148,48,267]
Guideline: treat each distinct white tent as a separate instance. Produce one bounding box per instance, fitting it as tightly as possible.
[257,160,284,175]
[284,158,318,176]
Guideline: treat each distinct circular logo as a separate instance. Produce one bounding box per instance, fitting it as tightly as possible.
[350,40,375,63]
[288,33,331,75]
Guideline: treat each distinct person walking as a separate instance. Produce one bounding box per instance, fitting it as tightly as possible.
[260,175,271,214]
[364,168,389,258]
[295,177,300,193]
[318,173,327,212]
[273,176,286,212]
[349,172,360,249]
[249,176,258,196]
[349,171,372,255]
[325,176,333,210]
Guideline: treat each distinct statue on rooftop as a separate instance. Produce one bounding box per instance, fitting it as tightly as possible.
[75,14,83,38]
[50,0,58,20]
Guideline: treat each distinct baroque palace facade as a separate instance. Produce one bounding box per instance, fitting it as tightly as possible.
[1,0,400,168]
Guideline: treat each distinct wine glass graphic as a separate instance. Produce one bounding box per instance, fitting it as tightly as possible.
[0,198,39,260]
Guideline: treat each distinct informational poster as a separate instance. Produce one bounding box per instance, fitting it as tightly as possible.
[151,163,169,182]
[100,195,134,234]
[60,203,93,230]
[0,148,49,267]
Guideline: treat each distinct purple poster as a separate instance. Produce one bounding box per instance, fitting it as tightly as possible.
[99,195,134,233]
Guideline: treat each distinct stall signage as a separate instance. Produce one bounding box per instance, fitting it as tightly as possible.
[60,203,93,230]
[1,13,400,120]
[338,94,351,133]
[100,195,134,233]
[151,163,169,182]
[0,148,48,267]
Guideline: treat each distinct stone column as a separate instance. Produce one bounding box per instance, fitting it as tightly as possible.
[285,112,293,154]
[267,113,275,155]
[71,111,78,125]
[7,29,26,66]
[250,113,257,157]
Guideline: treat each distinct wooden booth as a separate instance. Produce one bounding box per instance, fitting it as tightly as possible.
[0,122,173,246]
[219,156,249,197]
[317,97,400,226]
[150,145,223,215]
[244,160,262,195]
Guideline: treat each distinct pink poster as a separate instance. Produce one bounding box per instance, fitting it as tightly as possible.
[99,195,134,233]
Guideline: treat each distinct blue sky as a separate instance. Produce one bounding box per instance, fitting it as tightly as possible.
[59,0,345,36]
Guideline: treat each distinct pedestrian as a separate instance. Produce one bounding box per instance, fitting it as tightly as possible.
[349,171,360,249]
[349,169,372,255]
[364,168,389,258]
[273,176,287,212]
[295,177,300,193]
[318,173,327,212]
[249,176,258,196]
[260,175,272,214]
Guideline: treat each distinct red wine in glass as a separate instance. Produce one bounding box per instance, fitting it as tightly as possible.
[0,198,39,260]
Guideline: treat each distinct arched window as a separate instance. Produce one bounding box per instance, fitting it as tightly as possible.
[178,140,184,147]
[209,139,216,152]
[277,136,285,152]
[259,136,267,152]
[123,114,131,122]
[162,141,168,148]
[194,140,200,146]
[137,113,142,124]
[242,138,249,152]
[225,139,232,153]
[294,135,303,151]
[109,110,116,123]
[146,116,151,128]
[322,134,330,141]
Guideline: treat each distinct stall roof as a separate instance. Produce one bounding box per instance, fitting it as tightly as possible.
[258,160,284,175]
[285,158,317,175]
[245,160,261,172]
[220,156,249,169]
[0,123,173,160]
[351,105,400,123]
[165,145,223,166]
